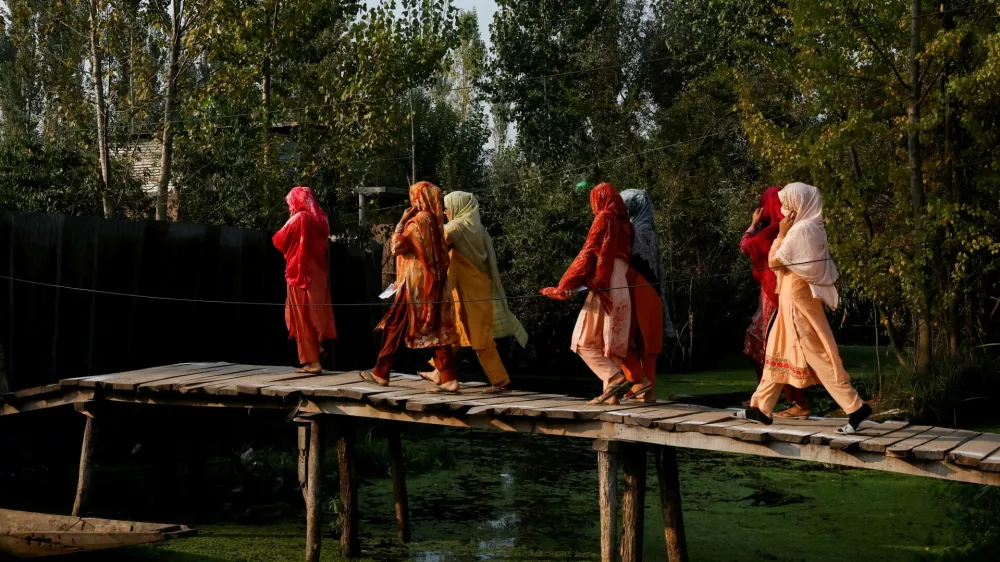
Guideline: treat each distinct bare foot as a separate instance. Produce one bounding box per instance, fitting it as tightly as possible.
[418,370,441,385]
[296,362,322,374]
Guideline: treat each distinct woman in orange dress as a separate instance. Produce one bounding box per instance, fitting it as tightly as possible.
[541,183,651,404]
[735,182,871,434]
[740,186,811,418]
[361,181,461,392]
[619,189,675,402]
[272,186,337,374]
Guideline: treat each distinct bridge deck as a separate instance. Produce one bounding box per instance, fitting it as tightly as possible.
[3,361,1000,486]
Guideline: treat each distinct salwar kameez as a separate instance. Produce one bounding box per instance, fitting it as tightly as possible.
[622,268,661,386]
[285,254,337,364]
[749,239,864,417]
[374,290,457,383]
[428,249,510,386]
[571,258,631,381]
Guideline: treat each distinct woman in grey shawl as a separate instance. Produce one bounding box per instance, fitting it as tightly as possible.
[620,190,675,401]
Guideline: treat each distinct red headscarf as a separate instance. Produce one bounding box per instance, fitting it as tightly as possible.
[273,186,330,289]
[743,186,783,306]
[545,183,633,312]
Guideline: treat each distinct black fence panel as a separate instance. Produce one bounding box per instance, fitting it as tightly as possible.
[0,210,381,391]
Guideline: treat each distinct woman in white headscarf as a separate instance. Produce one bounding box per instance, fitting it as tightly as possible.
[419,191,528,393]
[735,182,871,434]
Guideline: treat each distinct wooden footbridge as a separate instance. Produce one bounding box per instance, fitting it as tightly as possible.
[4,362,1000,562]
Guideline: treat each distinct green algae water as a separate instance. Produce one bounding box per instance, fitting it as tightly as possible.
[91,429,977,561]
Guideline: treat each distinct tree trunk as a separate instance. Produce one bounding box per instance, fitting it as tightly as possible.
[876,303,908,367]
[908,0,932,374]
[88,0,113,219]
[156,1,182,221]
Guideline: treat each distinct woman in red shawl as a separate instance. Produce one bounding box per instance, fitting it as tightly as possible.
[740,186,810,418]
[273,186,337,374]
[542,183,648,404]
[361,181,461,392]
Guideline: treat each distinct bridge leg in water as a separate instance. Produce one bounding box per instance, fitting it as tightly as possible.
[339,420,360,557]
[594,439,618,562]
[656,446,688,562]
[305,420,323,562]
[298,426,309,503]
[71,405,96,517]
[387,426,411,542]
[621,443,647,562]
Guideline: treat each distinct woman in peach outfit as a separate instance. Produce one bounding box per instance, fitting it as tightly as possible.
[735,182,871,434]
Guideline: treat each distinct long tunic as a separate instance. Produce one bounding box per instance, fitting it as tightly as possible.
[627,268,663,357]
[448,249,494,350]
[571,258,631,361]
[284,253,337,362]
[381,212,459,349]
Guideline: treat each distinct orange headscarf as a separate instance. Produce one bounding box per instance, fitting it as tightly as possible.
[546,183,633,312]
[397,181,450,330]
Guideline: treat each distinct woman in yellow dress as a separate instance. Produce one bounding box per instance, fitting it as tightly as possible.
[419,191,528,393]
[735,182,871,434]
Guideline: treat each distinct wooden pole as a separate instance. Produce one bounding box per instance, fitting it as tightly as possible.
[298,425,309,502]
[305,420,322,562]
[621,443,647,562]
[338,421,360,557]
[656,446,688,562]
[594,439,618,562]
[386,427,411,542]
[71,413,96,517]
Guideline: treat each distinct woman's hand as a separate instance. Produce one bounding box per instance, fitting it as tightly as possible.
[400,206,419,223]
[540,287,574,300]
[750,207,763,229]
[779,210,796,237]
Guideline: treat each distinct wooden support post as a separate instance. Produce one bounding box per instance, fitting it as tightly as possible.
[621,443,647,562]
[338,421,360,557]
[594,439,618,562]
[298,425,309,502]
[71,409,96,517]
[656,446,688,562]
[386,427,411,543]
[305,421,322,562]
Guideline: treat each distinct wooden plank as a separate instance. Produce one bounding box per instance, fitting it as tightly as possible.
[696,418,750,437]
[464,394,567,416]
[104,363,238,391]
[128,364,248,392]
[886,427,955,458]
[674,412,740,432]
[59,364,192,387]
[725,424,771,443]
[537,402,654,422]
[175,367,272,394]
[980,448,1000,473]
[436,392,563,413]
[857,425,933,453]
[912,430,980,461]
[260,373,372,397]
[828,422,910,451]
[754,424,825,444]
[655,410,735,432]
[947,434,1000,467]
[66,364,199,388]
[13,384,62,399]
[599,405,676,424]
[366,388,437,407]
[497,398,592,418]
[807,421,903,447]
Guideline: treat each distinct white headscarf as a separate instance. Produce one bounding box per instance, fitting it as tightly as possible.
[775,182,840,310]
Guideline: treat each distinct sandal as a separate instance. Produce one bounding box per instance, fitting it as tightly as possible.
[359,370,389,387]
[622,381,654,401]
[588,374,630,405]
[295,367,322,375]
[774,403,812,420]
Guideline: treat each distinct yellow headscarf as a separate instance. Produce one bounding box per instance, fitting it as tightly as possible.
[444,191,528,348]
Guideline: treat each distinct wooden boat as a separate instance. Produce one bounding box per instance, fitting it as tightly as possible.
[0,509,196,558]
